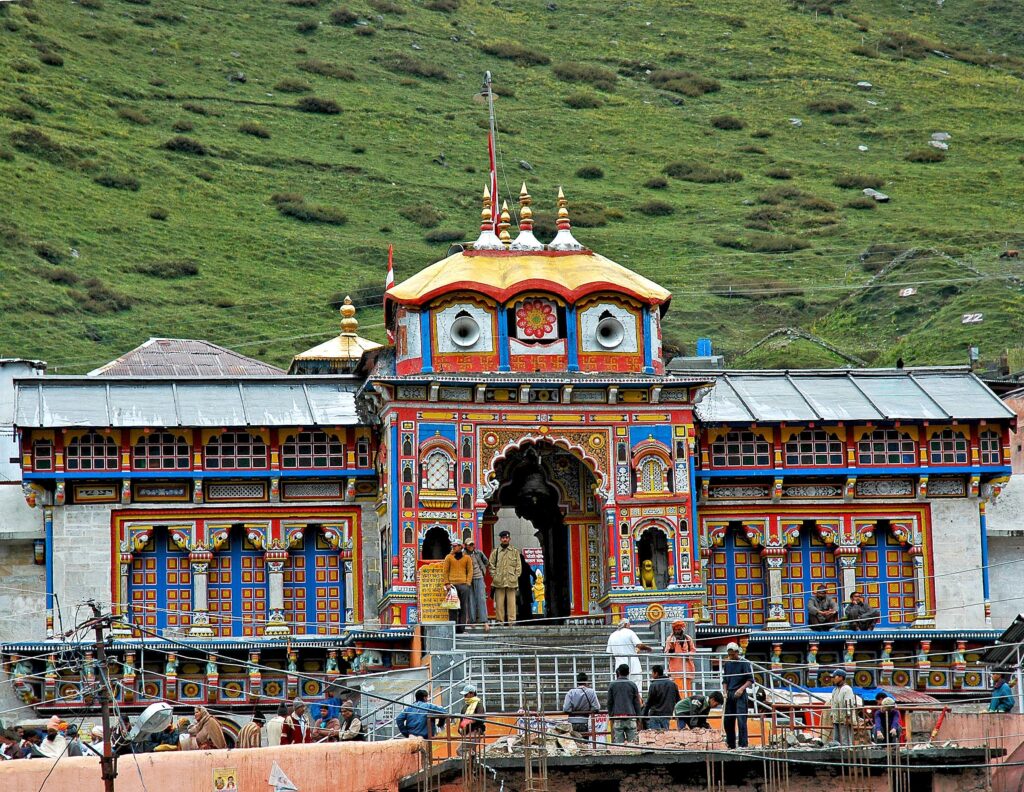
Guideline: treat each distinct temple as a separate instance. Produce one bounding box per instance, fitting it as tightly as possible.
[1,181,1017,719]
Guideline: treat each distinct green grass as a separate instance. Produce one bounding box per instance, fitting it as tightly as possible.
[0,0,1023,372]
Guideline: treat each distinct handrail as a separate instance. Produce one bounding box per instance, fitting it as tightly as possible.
[362,656,473,740]
[747,659,832,707]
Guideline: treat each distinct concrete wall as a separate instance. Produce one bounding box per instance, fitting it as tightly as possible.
[0,737,424,792]
[51,504,115,626]
[930,499,987,629]
[984,477,1024,630]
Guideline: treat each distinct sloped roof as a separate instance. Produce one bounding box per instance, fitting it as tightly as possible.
[89,338,284,377]
[14,376,362,428]
[694,368,1015,423]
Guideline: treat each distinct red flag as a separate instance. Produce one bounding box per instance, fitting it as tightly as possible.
[385,244,394,290]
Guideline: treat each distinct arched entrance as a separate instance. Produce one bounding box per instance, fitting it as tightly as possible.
[422,526,452,561]
[486,442,602,620]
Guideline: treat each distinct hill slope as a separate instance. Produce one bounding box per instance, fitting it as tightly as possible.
[1,0,1023,372]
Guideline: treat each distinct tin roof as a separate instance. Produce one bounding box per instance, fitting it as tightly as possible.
[14,376,363,428]
[981,614,1024,667]
[88,338,284,377]
[693,368,1014,423]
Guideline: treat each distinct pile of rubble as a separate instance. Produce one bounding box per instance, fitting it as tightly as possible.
[637,728,727,751]
[485,722,595,757]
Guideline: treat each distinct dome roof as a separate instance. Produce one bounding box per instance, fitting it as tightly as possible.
[289,297,382,375]
[385,248,672,314]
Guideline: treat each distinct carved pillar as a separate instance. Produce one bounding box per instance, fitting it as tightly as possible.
[122,651,137,703]
[763,550,790,629]
[836,549,859,606]
[265,550,289,636]
[205,656,219,704]
[879,641,894,686]
[247,651,261,699]
[910,550,934,628]
[188,550,214,637]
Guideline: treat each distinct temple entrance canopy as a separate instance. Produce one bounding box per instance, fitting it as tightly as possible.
[486,441,603,619]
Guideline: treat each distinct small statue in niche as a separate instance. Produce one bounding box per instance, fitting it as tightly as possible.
[640,559,657,589]
[206,659,218,677]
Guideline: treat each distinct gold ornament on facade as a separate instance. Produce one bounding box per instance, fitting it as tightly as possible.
[498,200,512,246]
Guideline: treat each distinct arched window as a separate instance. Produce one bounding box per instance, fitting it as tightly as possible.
[635,456,669,494]
[711,431,770,468]
[780,530,839,627]
[356,437,370,467]
[204,431,268,470]
[979,430,1001,466]
[402,435,413,456]
[402,490,414,509]
[282,430,345,469]
[928,429,968,465]
[784,429,843,467]
[461,491,473,510]
[133,432,190,470]
[32,438,54,471]
[403,526,413,544]
[65,431,118,471]
[461,437,472,458]
[857,429,915,466]
[402,463,413,484]
[421,450,454,490]
[462,463,473,485]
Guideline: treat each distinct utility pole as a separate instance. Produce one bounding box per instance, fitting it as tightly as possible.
[88,600,117,792]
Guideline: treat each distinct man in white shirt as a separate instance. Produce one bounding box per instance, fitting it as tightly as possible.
[265,703,287,747]
[606,619,652,685]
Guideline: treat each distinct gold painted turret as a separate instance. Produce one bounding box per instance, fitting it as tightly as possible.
[289,296,383,375]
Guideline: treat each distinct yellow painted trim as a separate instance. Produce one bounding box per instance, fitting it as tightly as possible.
[200,428,270,444]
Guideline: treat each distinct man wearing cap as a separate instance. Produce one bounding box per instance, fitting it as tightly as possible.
[829,668,857,746]
[338,700,364,741]
[488,530,522,625]
[457,684,486,755]
[442,539,474,634]
[844,591,880,631]
[872,695,903,744]
[721,642,753,749]
[465,539,491,629]
[607,619,652,686]
[281,699,312,745]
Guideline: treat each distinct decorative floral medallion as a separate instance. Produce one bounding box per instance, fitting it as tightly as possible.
[515,299,557,340]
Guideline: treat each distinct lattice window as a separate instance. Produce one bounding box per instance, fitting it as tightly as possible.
[780,532,839,627]
[929,429,968,465]
[710,431,771,468]
[708,532,765,627]
[286,533,343,636]
[128,534,191,636]
[282,430,345,469]
[979,430,1001,466]
[283,551,307,634]
[239,548,267,637]
[784,430,843,467]
[65,431,118,471]
[133,432,190,470]
[636,456,667,494]
[857,429,916,466]
[357,438,370,468]
[204,431,268,470]
[32,438,53,471]
[422,450,453,490]
[857,532,915,626]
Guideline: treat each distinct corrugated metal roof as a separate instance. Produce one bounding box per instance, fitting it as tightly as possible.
[981,614,1024,667]
[14,376,363,428]
[88,338,285,377]
[695,368,1014,423]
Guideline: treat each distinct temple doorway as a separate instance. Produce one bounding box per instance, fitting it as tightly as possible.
[487,442,601,620]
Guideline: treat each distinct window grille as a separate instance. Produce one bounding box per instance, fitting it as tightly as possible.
[784,429,843,466]
[282,430,345,469]
[204,431,268,470]
[711,431,770,467]
[65,431,118,471]
[133,432,190,470]
[857,429,915,466]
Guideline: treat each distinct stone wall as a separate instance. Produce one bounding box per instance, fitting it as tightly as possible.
[51,504,115,627]
[930,498,986,629]
[983,477,1024,630]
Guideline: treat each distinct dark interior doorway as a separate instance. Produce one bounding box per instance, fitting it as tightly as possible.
[422,526,451,561]
[636,526,670,590]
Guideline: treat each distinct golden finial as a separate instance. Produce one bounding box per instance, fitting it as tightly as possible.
[498,199,512,246]
[340,296,358,335]
[480,185,493,232]
[556,186,571,231]
[518,182,533,230]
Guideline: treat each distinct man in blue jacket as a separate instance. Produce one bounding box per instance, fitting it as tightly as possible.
[989,671,1015,713]
[396,689,447,739]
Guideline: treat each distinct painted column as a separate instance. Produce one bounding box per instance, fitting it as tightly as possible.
[188,550,214,637]
[910,550,934,628]
[979,501,992,627]
[836,550,859,606]
[763,550,790,630]
[43,506,54,638]
[265,550,289,636]
[565,308,579,373]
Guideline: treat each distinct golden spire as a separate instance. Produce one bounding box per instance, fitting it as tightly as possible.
[480,185,494,232]
[556,186,571,231]
[498,200,512,247]
[518,182,533,231]
[340,296,358,336]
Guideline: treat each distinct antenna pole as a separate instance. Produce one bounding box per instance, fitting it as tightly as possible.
[88,600,117,792]
[485,71,498,222]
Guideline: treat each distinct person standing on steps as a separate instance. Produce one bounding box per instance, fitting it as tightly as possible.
[488,530,521,625]
[606,618,652,686]
[465,539,491,630]
[721,642,753,750]
[442,539,474,634]
[664,619,696,694]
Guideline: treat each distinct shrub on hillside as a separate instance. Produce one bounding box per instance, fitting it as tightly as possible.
[552,63,617,91]
[576,165,603,180]
[758,186,803,204]
[329,7,358,24]
[296,20,318,34]
[571,203,608,227]
[79,0,103,8]
[426,0,459,11]
[298,59,356,80]
[93,172,140,191]
[286,0,321,6]
[906,147,945,163]
[118,107,151,125]
[239,122,271,139]
[369,0,404,11]
[171,119,194,132]
[271,193,346,225]
[711,115,745,130]
[807,98,855,114]
[637,200,674,217]
[163,136,209,155]
[399,204,442,228]
[738,145,766,154]
[479,41,550,66]
[833,173,883,189]
[296,96,341,114]
[354,25,375,36]
[648,69,720,96]
[71,278,134,313]
[10,128,74,164]
[424,229,463,244]
[182,102,210,115]
[563,92,602,109]
[663,161,742,183]
[765,167,792,180]
[380,54,447,80]
[750,129,773,139]
[134,260,199,278]
[643,176,668,189]
[39,51,64,67]
[43,268,79,285]
[148,208,168,220]
[274,79,311,93]
[715,233,810,253]
[11,61,39,74]
[798,196,837,212]
[845,196,877,210]
[34,243,66,265]
[2,104,35,122]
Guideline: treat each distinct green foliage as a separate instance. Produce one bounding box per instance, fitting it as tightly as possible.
[711,115,745,130]
[296,20,319,35]
[239,122,271,139]
[117,107,151,125]
[425,0,459,11]
[93,172,141,191]
[765,167,792,180]
[42,268,79,286]
[845,196,877,210]
[70,278,134,314]
[379,53,447,80]
[479,41,550,66]
[906,147,946,163]
[2,104,36,122]
[133,260,199,278]
[807,98,856,114]
[552,63,617,91]
[171,119,194,132]
[648,69,720,96]
[424,228,463,244]
[715,232,811,253]
[273,79,311,93]
[328,8,358,25]
[663,161,742,183]
[575,165,603,180]
[643,176,668,189]
[637,200,675,217]
[399,204,442,228]
[271,193,346,225]
[563,93,602,109]
[163,136,209,155]
[369,0,405,13]
[295,96,341,114]
[833,173,884,189]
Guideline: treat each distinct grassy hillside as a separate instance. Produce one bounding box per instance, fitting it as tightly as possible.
[1,0,1023,372]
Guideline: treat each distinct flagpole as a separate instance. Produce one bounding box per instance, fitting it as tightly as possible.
[485,71,498,224]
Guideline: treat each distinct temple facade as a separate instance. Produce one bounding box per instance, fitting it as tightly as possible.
[1,183,1016,718]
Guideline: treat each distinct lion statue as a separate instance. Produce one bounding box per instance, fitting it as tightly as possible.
[640,559,657,589]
